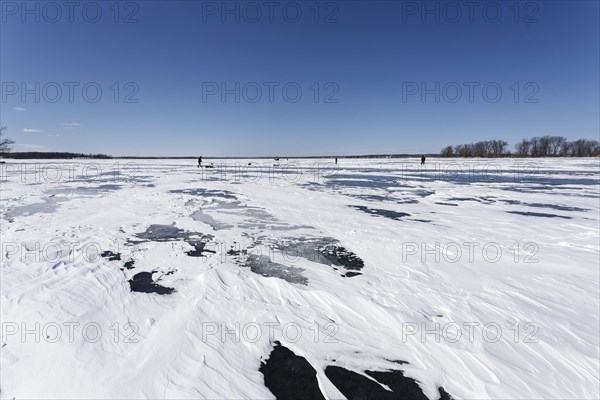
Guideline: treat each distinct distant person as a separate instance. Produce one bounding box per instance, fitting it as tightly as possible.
[335,157,338,165]
[198,156,202,168]
[421,155,426,165]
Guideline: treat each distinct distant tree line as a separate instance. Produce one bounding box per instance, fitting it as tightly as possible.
[0,152,111,159]
[513,137,599,157]
[440,140,509,157]
[440,136,600,157]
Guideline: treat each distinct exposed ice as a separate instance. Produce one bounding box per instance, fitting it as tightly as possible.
[245,254,308,285]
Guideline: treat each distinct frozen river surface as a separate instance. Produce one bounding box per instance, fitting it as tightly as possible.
[1,158,599,399]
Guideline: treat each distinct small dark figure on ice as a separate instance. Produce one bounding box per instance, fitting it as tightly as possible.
[335,157,338,165]
[421,155,426,165]
[198,156,202,168]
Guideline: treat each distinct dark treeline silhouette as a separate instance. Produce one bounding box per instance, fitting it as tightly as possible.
[0,152,111,159]
[441,136,600,157]
[441,140,508,157]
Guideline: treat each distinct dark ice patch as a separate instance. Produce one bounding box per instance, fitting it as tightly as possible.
[500,200,589,212]
[447,197,495,204]
[325,365,453,400]
[134,224,190,242]
[351,194,394,202]
[226,246,248,260]
[325,366,426,400]
[414,189,436,197]
[275,237,365,277]
[129,272,174,295]
[344,271,362,278]
[499,185,600,198]
[73,184,122,193]
[397,199,420,204]
[3,195,68,221]
[170,188,238,199]
[245,254,308,285]
[101,251,121,261]
[386,359,409,365]
[326,178,391,189]
[319,244,364,272]
[185,241,217,257]
[102,251,135,270]
[435,202,459,207]
[133,224,215,257]
[507,211,571,219]
[300,178,431,205]
[350,205,410,221]
[260,341,326,400]
[438,387,454,400]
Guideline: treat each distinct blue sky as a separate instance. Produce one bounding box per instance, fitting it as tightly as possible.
[1,0,598,156]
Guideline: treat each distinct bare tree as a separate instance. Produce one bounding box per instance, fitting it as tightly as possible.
[548,136,566,156]
[538,136,552,157]
[455,143,474,157]
[473,141,487,157]
[559,140,571,157]
[454,144,464,157]
[570,139,600,157]
[490,140,508,156]
[440,145,454,157]
[0,126,15,152]
[529,137,541,157]
[515,139,530,157]
[570,139,586,157]
[591,140,600,156]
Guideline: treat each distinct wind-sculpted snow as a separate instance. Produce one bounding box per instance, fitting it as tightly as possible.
[0,158,599,399]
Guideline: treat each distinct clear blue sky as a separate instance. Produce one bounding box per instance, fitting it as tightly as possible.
[1,0,598,156]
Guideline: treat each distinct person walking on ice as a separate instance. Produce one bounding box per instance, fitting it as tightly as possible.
[198,156,202,168]
[421,155,426,165]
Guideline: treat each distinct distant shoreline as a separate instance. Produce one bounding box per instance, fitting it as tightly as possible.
[0,152,437,160]
[2,152,599,160]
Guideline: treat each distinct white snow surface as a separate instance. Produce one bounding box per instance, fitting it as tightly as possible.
[1,157,599,399]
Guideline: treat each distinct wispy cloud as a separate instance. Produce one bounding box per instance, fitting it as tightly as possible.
[13,107,26,112]
[23,128,43,133]
[62,122,81,129]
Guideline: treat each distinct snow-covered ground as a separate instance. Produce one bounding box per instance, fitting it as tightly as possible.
[1,157,598,399]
